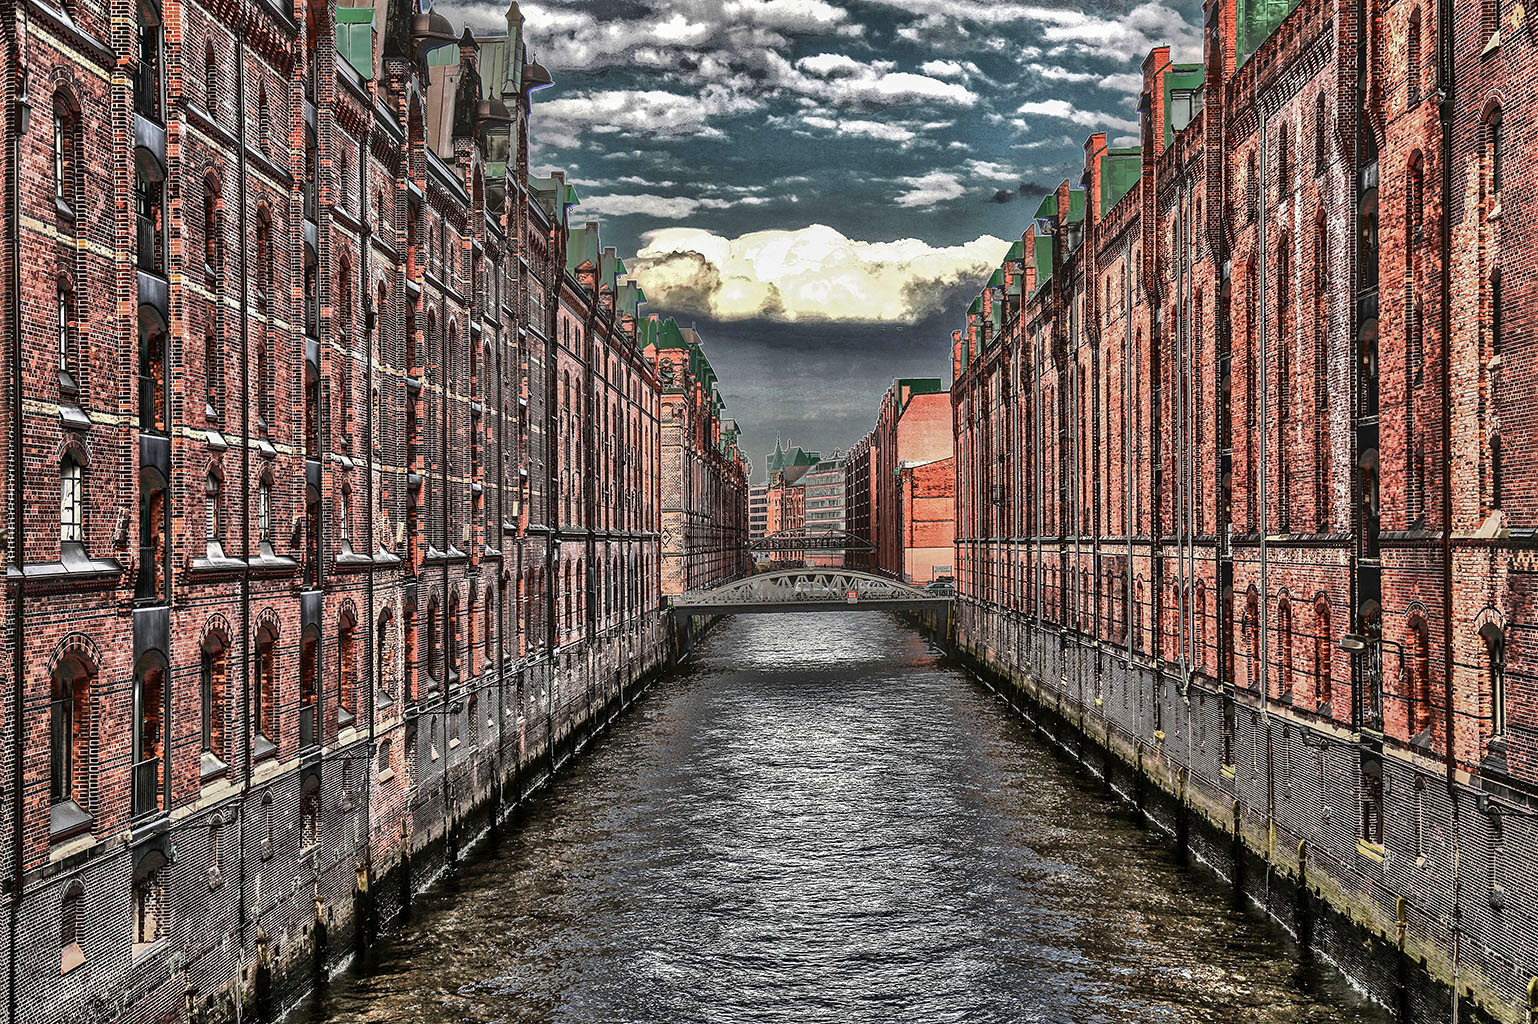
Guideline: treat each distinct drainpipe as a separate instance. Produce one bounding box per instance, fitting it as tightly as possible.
[234,9,252,1018]
[358,120,374,935]
[7,17,31,1024]
[1435,0,1460,1017]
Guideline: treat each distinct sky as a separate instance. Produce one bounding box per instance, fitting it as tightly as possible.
[443,0,1203,479]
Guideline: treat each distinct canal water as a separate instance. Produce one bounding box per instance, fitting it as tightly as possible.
[297,613,1390,1024]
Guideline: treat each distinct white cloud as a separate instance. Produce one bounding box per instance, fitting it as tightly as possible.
[894,170,966,208]
[872,1,1202,62]
[1016,99,1139,132]
[801,114,917,142]
[965,159,1016,180]
[919,58,980,79]
[630,224,1011,322]
[786,52,979,108]
[535,86,761,138]
[721,0,861,34]
[576,192,773,218]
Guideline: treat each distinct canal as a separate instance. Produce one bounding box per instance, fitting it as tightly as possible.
[297,612,1390,1024]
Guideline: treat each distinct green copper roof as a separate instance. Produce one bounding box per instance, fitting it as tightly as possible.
[566,223,600,272]
[1006,239,1026,261]
[988,268,1005,289]
[1238,0,1301,61]
[1033,194,1058,221]
[474,33,522,100]
[1033,234,1053,293]
[655,318,689,350]
[336,7,375,80]
[968,295,983,315]
[1067,187,1086,224]
[424,41,458,67]
[898,377,944,396]
[1163,64,1206,143]
[1101,148,1141,213]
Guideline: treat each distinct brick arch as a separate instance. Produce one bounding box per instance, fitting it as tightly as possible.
[253,606,281,641]
[46,632,102,680]
[54,433,92,469]
[201,612,233,649]
[337,596,359,629]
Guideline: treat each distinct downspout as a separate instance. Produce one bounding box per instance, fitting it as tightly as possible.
[7,19,30,1024]
[234,9,252,1017]
[358,121,374,922]
[1435,0,1461,1018]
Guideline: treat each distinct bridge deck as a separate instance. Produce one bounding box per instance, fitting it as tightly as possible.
[670,569,953,617]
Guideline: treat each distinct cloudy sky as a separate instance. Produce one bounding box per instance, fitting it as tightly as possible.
[445,0,1202,477]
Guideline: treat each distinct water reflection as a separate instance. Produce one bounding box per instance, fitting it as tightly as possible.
[298,613,1388,1024]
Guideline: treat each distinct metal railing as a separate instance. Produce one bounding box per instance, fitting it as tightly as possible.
[131,757,161,818]
[136,214,161,274]
[137,373,165,434]
[132,61,161,122]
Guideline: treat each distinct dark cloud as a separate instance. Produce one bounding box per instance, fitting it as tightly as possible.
[987,180,1052,204]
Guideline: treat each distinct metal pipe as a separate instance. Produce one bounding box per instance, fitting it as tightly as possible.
[7,12,31,1024]
[233,9,251,1017]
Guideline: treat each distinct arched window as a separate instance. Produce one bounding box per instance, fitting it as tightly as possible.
[338,610,358,728]
[60,880,84,973]
[132,653,166,818]
[448,589,461,685]
[132,850,167,951]
[1480,622,1506,738]
[53,94,78,215]
[1487,106,1504,205]
[301,774,320,848]
[201,630,228,770]
[426,597,442,689]
[1408,615,1431,738]
[254,622,278,756]
[1407,8,1421,105]
[60,454,83,547]
[204,175,221,271]
[299,626,319,748]
[50,654,92,819]
[1278,599,1294,699]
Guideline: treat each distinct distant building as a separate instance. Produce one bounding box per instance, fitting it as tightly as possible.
[846,378,955,583]
[749,484,770,542]
[803,452,848,567]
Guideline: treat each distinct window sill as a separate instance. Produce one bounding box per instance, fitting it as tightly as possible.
[201,751,229,783]
[10,553,122,591]
[49,800,94,848]
[253,733,278,763]
[60,943,84,976]
[1482,29,1500,57]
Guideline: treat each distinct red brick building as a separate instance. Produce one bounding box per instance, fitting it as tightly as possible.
[950,0,1538,1017]
[0,0,682,1019]
[644,317,750,595]
[847,378,955,584]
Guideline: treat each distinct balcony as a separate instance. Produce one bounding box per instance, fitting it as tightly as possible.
[136,215,162,276]
[137,374,166,435]
[131,61,162,124]
[131,757,161,819]
[299,703,318,749]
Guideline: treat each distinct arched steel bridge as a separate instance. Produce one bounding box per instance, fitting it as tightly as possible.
[670,569,952,616]
[749,529,873,553]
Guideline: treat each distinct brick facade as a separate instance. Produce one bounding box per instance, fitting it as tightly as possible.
[949,0,1538,1018]
[0,0,731,1019]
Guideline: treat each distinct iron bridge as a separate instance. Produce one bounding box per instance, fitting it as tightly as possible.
[670,568,952,616]
[749,529,873,553]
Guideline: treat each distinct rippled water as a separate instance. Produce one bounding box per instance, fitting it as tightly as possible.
[297,613,1390,1024]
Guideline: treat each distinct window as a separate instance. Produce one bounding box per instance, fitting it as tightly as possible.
[257,479,272,547]
[301,774,320,849]
[205,472,221,547]
[134,0,164,122]
[1316,599,1333,708]
[1488,107,1504,201]
[204,38,218,114]
[132,655,166,818]
[255,206,273,304]
[133,850,167,951]
[53,96,76,214]
[1407,9,1421,106]
[205,333,222,421]
[60,456,83,545]
[60,881,84,973]
[203,177,221,270]
[254,624,277,754]
[1314,93,1327,175]
[50,656,91,814]
[1409,617,1431,737]
[201,633,228,769]
[338,611,357,728]
[56,279,76,391]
